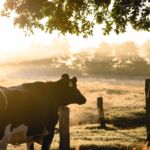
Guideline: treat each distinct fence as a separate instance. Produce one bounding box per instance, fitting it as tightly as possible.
[4,79,148,150]
[58,97,106,150]
[146,79,150,146]
[8,97,146,150]
[57,97,145,150]
[57,79,148,150]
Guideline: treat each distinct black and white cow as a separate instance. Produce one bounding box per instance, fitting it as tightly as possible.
[0,73,86,150]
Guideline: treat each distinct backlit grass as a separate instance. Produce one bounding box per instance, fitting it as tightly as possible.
[0,75,148,150]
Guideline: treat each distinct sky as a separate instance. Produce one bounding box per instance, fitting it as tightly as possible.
[0,0,150,55]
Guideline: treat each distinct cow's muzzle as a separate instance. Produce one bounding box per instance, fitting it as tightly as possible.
[79,97,86,105]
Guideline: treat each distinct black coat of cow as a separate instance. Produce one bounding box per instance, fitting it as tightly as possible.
[0,74,86,150]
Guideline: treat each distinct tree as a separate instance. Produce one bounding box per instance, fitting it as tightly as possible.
[1,0,150,38]
[113,41,139,67]
[43,38,71,61]
[142,39,150,61]
[93,42,113,61]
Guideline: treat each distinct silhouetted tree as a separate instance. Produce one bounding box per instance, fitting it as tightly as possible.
[1,38,150,76]
[85,42,114,75]
[142,39,150,62]
[114,41,139,68]
[1,0,150,38]
[44,38,71,64]
[72,49,91,73]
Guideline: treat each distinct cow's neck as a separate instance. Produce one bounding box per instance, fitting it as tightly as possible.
[47,81,70,108]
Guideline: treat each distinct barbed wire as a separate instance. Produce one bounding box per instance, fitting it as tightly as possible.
[0,129,59,144]
[77,128,145,150]
[86,86,148,150]
[69,97,145,128]
[105,98,145,117]
[1,97,146,149]
[68,97,146,150]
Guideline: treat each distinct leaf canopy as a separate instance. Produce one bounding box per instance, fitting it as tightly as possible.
[1,0,150,37]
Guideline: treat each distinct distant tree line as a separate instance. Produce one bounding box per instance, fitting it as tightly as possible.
[1,38,150,77]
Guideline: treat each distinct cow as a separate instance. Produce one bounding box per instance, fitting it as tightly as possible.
[0,73,86,150]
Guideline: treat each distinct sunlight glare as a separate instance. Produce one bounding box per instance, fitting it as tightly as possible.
[0,0,150,56]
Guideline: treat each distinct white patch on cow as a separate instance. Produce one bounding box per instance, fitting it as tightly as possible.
[9,124,31,145]
[0,141,8,150]
[11,124,28,137]
[0,124,31,147]
[1,124,12,141]
[0,124,12,150]
[0,89,8,110]
[0,124,50,148]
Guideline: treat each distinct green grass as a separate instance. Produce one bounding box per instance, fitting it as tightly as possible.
[2,76,148,150]
[69,124,146,150]
[8,105,147,150]
[8,124,146,150]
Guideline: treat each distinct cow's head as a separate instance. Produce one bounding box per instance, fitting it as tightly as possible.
[55,73,86,107]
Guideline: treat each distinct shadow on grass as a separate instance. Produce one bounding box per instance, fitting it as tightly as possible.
[107,89,129,95]
[85,125,117,131]
[105,111,146,129]
[79,110,146,129]
[70,145,139,150]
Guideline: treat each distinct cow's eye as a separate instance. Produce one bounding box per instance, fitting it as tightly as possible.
[69,81,73,87]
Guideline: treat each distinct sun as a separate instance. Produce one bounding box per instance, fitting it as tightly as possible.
[0,17,26,52]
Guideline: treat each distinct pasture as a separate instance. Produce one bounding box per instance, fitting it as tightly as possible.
[0,75,148,150]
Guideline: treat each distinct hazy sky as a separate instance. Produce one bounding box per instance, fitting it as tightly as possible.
[0,0,150,54]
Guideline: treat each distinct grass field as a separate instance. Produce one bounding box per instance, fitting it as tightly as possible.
[0,75,148,150]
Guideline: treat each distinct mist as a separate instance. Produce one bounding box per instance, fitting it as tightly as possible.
[0,38,150,78]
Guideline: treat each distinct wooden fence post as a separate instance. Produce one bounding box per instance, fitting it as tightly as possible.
[97,97,106,129]
[146,79,150,132]
[145,79,150,98]
[145,79,150,146]
[146,97,150,132]
[59,106,70,150]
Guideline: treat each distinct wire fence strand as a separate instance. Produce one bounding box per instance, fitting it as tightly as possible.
[2,97,146,150]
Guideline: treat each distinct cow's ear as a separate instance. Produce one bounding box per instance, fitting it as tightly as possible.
[72,77,77,83]
[61,73,69,79]
[61,73,70,84]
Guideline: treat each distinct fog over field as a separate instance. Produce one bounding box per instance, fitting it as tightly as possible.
[0,38,150,78]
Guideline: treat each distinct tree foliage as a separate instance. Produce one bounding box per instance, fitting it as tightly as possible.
[1,0,150,37]
[1,38,150,76]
